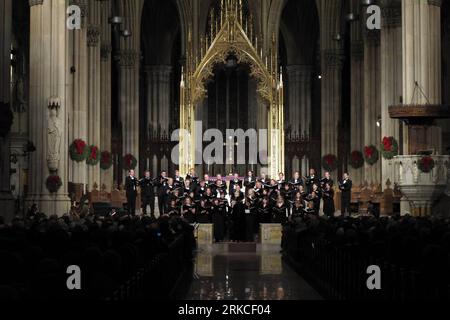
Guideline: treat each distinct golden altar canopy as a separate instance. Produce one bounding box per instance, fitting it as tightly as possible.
[179,0,284,178]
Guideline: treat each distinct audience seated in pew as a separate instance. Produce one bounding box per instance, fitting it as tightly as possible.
[0,208,194,300]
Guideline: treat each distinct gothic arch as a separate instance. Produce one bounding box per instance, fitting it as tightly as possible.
[141,0,180,65]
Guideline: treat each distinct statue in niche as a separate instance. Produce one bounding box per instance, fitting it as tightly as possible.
[47,100,62,172]
[14,76,27,113]
[12,50,28,113]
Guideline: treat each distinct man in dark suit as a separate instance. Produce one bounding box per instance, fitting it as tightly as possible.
[305,168,319,194]
[320,171,334,191]
[140,170,155,218]
[186,168,199,187]
[258,172,268,188]
[125,169,138,216]
[339,173,353,217]
[229,172,242,194]
[289,171,304,191]
[244,170,256,189]
[157,170,168,215]
[174,169,184,188]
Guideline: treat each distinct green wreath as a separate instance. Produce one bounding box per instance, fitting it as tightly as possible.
[381,136,399,160]
[123,154,137,171]
[364,145,379,166]
[46,175,62,193]
[100,151,113,170]
[86,145,100,166]
[418,156,435,173]
[69,139,89,162]
[322,154,338,172]
[349,150,364,169]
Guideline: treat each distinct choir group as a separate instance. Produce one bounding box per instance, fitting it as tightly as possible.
[124,169,353,242]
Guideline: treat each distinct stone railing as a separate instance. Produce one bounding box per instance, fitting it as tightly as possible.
[393,155,450,216]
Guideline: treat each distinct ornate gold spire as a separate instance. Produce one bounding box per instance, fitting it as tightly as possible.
[179,0,284,177]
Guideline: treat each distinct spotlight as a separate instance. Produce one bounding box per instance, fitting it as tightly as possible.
[108,16,123,25]
[318,75,322,80]
[333,33,342,41]
[346,13,359,22]
[121,29,132,38]
[376,117,381,127]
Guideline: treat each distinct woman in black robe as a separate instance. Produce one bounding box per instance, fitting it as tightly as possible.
[245,189,258,242]
[257,197,272,224]
[211,198,226,242]
[322,183,335,217]
[181,197,196,223]
[230,190,246,242]
[197,199,211,223]
[166,199,181,218]
[291,199,305,219]
[271,196,288,224]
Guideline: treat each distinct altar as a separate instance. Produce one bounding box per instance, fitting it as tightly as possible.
[194,223,283,246]
[260,224,283,246]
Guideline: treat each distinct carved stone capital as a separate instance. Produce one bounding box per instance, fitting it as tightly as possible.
[87,25,100,47]
[116,50,138,68]
[286,65,314,83]
[144,65,172,81]
[428,0,442,7]
[382,4,401,28]
[29,0,43,6]
[365,29,381,47]
[100,44,112,61]
[351,41,364,61]
[323,49,345,69]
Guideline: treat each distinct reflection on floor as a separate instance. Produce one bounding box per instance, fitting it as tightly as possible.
[185,244,322,300]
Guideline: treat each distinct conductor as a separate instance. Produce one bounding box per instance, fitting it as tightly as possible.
[125,169,139,216]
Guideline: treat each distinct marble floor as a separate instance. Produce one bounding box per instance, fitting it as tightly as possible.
[185,244,322,300]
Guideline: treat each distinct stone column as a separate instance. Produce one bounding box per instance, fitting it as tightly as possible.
[381,0,402,190]
[86,12,101,189]
[118,50,140,177]
[286,65,313,174]
[118,0,143,180]
[321,49,344,160]
[100,1,112,191]
[363,30,382,186]
[402,0,443,154]
[286,65,313,137]
[145,66,172,136]
[0,0,14,221]
[27,0,70,215]
[69,0,88,189]
[349,11,364,186]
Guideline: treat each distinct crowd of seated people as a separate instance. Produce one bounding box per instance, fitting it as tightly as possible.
[283,212,450,299]
[132,168,348,243]
[0,205,195,300]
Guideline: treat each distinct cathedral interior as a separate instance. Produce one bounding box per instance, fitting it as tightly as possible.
[1,0,450,302]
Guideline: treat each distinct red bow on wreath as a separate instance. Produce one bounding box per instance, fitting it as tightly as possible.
[74,139,86,155]
[422,157,433,167]
[364,146,374,158]
[90,146,98,160]
[352,151,362,162]
[101,152,110,163]
[125,154,133,167]
[382,137,393,152]
[420,156,434,172]
[325,155,335,166]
